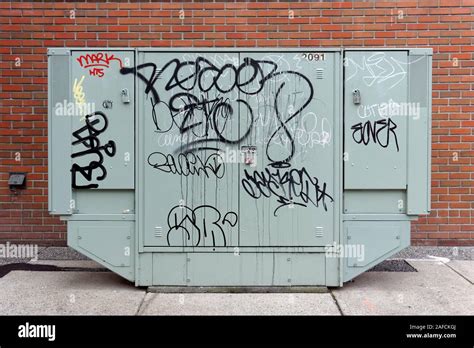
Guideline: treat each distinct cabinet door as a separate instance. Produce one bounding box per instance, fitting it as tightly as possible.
[344,51,408,190]
[137,52,240,247]
[238,51,338,247]
[70,50,135,189]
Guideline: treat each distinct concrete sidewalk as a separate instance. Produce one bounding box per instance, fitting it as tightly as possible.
[0,247,472,315]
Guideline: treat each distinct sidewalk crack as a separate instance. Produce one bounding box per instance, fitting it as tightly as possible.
[329,289,344,315]
[445,263,473,285]
[135,293,148,316]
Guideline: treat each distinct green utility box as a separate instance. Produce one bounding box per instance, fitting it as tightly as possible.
[48,48,431,287]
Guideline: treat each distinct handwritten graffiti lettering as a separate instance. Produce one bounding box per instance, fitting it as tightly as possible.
[89,68,104,77]
[147,152,225,178]
[72,76,87,115]
[121,56,314,167]
[345,54,426,90]
[158,94,254,147]
[254,112,331,150]
[167,204,238,247]
[241,166,334,216]
[345,52,408,90]
[71,111,116,189]
[351,118,399,152]
[72,83,85,105]
[76,53,123,78]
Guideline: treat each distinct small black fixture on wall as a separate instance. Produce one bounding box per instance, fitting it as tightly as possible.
[8,172,27,193]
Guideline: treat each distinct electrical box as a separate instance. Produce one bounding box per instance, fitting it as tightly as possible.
[48,48,432,287]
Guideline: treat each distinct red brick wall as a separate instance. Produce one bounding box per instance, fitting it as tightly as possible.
[0,1,473,246]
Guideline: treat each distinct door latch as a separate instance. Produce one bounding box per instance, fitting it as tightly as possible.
[352,89,361,105]
[241,146,257,167]
[121,88,130,104]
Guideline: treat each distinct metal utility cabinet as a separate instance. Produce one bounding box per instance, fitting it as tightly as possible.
[48,48,432,287]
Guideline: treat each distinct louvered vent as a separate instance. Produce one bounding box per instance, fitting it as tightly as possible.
[154,226,163,238]
[316,68,324,79]
[315,226,324,238]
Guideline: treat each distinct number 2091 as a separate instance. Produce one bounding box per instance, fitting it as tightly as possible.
[302,53,326,61]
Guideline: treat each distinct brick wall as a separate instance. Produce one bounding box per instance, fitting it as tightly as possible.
[0,0,473,246]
